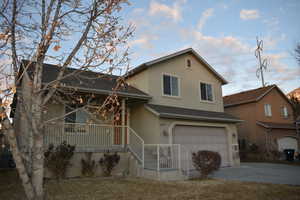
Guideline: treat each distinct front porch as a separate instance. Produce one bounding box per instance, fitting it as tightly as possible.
[44,122,145,168]
[43,124,190,180]
[44,123,128,152]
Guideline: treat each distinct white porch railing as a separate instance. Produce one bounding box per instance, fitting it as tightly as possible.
[144,144,181,171]
[127,127,144,167]
[180,145,191,178]
[127,127,145,167]
[44,123,125,151]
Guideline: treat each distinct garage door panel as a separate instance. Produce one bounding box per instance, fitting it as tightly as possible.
[174,125,230,167]
[277,137,298,152]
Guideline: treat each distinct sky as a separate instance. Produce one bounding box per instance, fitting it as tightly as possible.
[118,0,300,95]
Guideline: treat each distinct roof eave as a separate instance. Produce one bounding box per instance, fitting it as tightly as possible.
[224,100,256,108]
[159,113,243,123]
[256,121,296,130]
[60,85,152,100]
[145,105,243,123]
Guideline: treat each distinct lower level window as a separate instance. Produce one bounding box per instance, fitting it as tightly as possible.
[65,106,88,123]
[65,106,88,132]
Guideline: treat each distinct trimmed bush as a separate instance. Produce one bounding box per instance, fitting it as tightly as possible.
[192,150,221,179]
[44,141,75,180]
[99,151,120,176]
[81,152,96,177]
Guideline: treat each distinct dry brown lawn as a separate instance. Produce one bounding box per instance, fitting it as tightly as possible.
[1,169,300,200]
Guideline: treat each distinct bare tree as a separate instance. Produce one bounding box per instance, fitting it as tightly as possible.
[288,94,300,121]
[295,43,300,66]
[0,0,133,199]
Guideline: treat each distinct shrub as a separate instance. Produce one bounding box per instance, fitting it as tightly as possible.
[44,141,75,180]
[81,152,96,177]
[99,151,120,176]
[264,150,282,161]
[192,150,221,179]
[249,143,259,153]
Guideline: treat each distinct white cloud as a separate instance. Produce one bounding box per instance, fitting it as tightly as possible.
[192,31,252,54]
[132,8,145,15]
[128,34,158,49]
[197,8,214,31]
[263,17,279,31]
[240,9,260,20]
[148,1,184,22]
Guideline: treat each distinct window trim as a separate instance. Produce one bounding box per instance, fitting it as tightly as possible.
[264,104,272,117]
[199,81,215,103]
[161,73,181,98]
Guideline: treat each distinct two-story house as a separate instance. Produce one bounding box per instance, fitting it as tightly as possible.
[12,48,241,180]
[126,48,241,170]
[223,85,299,155]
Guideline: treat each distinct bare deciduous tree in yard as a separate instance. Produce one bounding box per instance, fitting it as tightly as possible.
[295,43,300,66]
[0,0,133,199]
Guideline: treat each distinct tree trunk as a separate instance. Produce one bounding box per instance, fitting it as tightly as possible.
[30,61,45,200]
[2,118,35,200]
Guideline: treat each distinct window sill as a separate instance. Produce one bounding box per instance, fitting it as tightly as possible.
[162,94,181,99]
[200,100,215,104]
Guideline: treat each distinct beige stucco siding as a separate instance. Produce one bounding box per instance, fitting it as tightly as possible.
[126,69,149,94]
[127,53,224,112]
[129,105,160,144]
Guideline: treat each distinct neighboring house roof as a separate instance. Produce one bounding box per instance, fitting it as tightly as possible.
[256,121,296,130]
[125,48,228,85]
[223,84,292,108]
[145,104,242,123]
[20,60,151,100]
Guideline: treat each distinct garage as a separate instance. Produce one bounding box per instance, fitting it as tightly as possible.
[277,137,298,152]
[173,125,230,167]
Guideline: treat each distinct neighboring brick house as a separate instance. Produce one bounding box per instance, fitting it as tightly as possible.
[223,85,299,154]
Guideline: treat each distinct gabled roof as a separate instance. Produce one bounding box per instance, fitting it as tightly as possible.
[20,60,151,100]
[125,48,228,84]
[145,104,242,123]
[223,84,292,108]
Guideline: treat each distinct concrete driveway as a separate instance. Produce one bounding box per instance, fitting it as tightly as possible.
[213,163,300,185]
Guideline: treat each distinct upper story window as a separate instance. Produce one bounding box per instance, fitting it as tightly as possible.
[281,106,288,118]
[186,59,191,68]
[264,104,272,117]
[200,82,213,102]
[163,74,179,97]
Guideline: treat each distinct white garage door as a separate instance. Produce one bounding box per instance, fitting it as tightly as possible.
[174,125,230,167]
[278,137,298,152]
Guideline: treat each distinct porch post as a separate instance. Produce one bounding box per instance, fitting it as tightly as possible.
[127,107,130,145]
[121,98,126,148]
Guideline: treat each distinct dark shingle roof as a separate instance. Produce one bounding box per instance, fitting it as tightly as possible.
[145,104,242,123]
[21,60,151,99]
[223,85,275,107]
[257,121,296,130]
